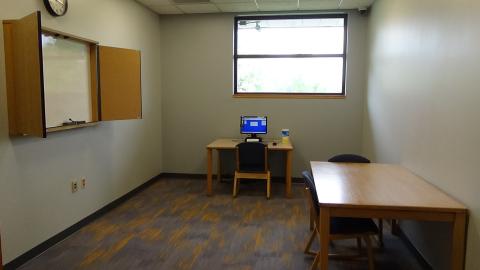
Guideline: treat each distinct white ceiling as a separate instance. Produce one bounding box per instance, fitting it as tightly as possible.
[136,0,375,15]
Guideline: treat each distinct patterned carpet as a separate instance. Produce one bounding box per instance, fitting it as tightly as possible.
[19,177,427,270]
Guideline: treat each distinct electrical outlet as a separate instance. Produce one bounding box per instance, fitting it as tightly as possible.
[71,181,78,193]
[80,178,86,189]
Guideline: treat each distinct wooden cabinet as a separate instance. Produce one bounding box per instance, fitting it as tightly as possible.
[3,12,45,137]
[98,46,142,121]
[3,12,142,138]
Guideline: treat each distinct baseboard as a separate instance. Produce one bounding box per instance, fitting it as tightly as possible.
[161,172,303,183]
[396,224,434,270]
[160,172,206,179]
[4,173,162,270]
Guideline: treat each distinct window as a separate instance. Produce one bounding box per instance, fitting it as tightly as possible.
[234,14,348,97]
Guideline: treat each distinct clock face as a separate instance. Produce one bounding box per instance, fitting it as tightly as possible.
[44,0,68,16]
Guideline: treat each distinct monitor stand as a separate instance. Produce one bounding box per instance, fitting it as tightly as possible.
[245,134,262,142]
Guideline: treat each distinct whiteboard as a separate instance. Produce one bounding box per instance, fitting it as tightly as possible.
[42,34,93,128]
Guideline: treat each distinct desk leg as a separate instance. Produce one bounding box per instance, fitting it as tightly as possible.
[217,149,222,182]
[285,150,292,198]
[451,212,467,270]
[207,148,213,196]
[318,207,330,270]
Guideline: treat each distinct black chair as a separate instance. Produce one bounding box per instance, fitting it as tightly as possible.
[302,171,377,270]
[328,154,384,247]
[328,154,371,163]
[233,142,271,199]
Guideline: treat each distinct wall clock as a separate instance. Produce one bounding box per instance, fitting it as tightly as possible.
[43,0,68,17]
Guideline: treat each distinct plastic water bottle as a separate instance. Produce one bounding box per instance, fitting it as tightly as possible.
[281,129,290,144]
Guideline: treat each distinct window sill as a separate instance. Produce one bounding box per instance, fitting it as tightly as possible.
[233,93,346,99]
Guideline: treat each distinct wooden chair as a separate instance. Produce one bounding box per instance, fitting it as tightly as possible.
[233,142,271,199]
[328,154,384,247]
[302,171,378,270]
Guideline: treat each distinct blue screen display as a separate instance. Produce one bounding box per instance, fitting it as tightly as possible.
[241,116,267,134]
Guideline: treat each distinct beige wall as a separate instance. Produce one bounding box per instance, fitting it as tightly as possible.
[0,0,163,263]
[160,12,368,177]
[364,0,480,269]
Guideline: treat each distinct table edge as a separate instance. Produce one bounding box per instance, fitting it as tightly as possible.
[207,139,294,150]
[318,203,468,213]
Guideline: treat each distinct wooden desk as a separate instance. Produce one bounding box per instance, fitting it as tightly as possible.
[310,162,468,270]
[206,139,294,197]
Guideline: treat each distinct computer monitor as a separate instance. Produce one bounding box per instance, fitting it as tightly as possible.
[240,116,267,139]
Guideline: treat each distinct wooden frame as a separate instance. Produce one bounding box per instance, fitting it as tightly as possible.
[41,29,100,133]
[41,28,99,124]
[314,206,467,270]
[3,11,143,138]
[233,14,348,97]
[303,187,376,270]
[233,93,346,99]
[46,122,97,133]
[310,162,469,270]
[2,12,101,137]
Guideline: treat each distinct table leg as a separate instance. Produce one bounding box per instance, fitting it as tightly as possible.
[318,207,330,270]
[391,219,399,236]
[217,149,222,182]
[310,205,315,231]
[451,212,467,270]
[285,150,292,198]
[207,148,213,196]
[378,218,384,247]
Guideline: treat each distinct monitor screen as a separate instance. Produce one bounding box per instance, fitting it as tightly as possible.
[240,116,267,134]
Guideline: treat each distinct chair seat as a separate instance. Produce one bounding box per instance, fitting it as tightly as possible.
[330,217,379,235]
[239,164,266,172]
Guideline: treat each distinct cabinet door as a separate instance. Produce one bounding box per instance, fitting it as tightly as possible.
[4,11,46,137]
[98,46,142,121]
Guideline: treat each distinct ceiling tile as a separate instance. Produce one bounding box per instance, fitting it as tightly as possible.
[136,0,376,14]
[173,0,212,3]
[258,0,297,2]
[177,3,221,13]
[210,0,253,3]
[257,1,298,11]
[136,0,173,6]
[216,2,258,12]
[299,0,339,10]
[339,0,374,9]
[150,4,183,14]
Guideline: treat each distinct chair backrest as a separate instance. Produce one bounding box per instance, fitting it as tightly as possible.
[328,154,371,163]
[236,142,268,172]
[302,170,319,215]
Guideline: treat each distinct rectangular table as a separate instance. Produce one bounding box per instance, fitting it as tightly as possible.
[310,161,468,270]
[206,139,294,197]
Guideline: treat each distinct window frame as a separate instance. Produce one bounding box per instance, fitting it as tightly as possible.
[233,14,348,98]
